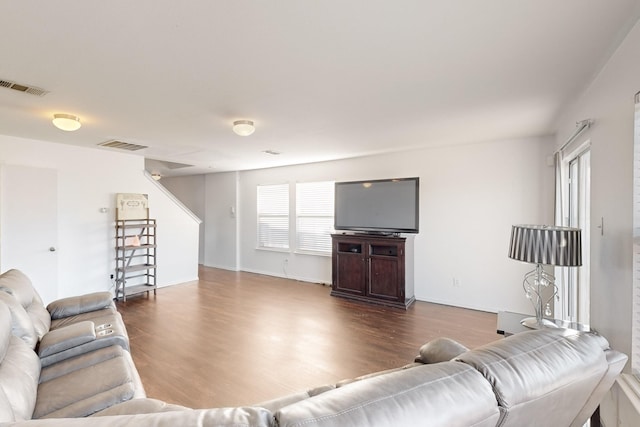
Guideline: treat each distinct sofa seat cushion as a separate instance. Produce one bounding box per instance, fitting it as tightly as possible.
[39,345,127,384]
[92,398,189,416]
[455,329,610,427]
[0,407,274,427]
[34,345,143,419]
[275,362,500,427]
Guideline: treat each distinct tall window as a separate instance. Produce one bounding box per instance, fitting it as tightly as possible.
[296,181,334,254]
[555,130,591,324]
[567,150,591,324]
[257,184,289,249]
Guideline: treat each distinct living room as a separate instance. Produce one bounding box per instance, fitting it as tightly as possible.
[1,2,640,425]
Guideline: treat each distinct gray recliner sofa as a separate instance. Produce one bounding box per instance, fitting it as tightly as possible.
[0,269,628,427]
[0,269,143,420]
[0,269,129,367]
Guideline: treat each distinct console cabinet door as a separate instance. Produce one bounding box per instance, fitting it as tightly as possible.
[368,256,400,301]
[334,252,365,295]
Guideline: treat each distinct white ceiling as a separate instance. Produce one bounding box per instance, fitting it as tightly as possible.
[1,1,639,177]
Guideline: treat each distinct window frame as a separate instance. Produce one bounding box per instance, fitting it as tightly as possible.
[295,181,335,256]
[256,183,290,251]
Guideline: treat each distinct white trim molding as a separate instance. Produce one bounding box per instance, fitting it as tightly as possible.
[145,170,202,224]
[602,375,640,427]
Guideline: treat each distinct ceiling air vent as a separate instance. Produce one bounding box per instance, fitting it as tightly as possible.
[0,79,49,97]
[98,140,148,151]
[161,160,193,170]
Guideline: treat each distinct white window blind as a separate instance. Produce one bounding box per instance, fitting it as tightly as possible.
[257,184,289,249]
[633,92,640,379]
[296,181,334,253]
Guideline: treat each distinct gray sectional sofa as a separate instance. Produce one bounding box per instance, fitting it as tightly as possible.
[0,269,628,427]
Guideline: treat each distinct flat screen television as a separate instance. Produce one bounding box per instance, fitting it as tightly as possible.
[334,177,419,234]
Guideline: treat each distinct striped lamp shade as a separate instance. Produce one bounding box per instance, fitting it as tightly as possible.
[508,225,582,266]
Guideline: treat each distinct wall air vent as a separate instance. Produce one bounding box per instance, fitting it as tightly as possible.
[0,79,49,97]
[98,140,148,151]
[263,150,281,155]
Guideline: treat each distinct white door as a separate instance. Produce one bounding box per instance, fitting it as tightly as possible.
[0,164,58,304]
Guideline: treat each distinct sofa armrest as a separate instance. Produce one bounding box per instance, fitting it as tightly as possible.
[414,337,469,364]
[38,321,96,358]
[47,292,114,319]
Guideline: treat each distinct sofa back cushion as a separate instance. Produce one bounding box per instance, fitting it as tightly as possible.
[0,292,37,350]
[456,329,611,427]
[0,270,50,340]
[0,302,15,422]
[0,387,14,423]
[275,362,500,427]
[0,301,40,421]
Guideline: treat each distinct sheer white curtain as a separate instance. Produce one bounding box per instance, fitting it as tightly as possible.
[554,151,570,320]
[554,122,591,323]
[632,92,640,379]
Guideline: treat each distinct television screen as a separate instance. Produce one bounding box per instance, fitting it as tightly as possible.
[334,177,419,234]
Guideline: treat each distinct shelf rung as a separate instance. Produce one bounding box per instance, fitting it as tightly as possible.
[118,244,157,251]
[116,264,156,273]
[116,223,157,229]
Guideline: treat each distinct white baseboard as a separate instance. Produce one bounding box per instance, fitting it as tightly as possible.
[202,263,239,272]
[157,276,199,288]
[239,267,330,286]
[415,295,498,313]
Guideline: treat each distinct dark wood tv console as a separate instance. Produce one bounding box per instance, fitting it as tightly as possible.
[331,233,415,309]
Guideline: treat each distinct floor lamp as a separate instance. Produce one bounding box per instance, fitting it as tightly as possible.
[508,225,582,328]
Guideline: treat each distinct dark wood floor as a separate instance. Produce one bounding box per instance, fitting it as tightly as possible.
[116,266,500,409]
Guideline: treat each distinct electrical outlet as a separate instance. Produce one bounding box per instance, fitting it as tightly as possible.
[453,277,460,288]
[110,274,114,280]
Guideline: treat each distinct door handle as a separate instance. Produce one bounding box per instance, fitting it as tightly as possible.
[49,247,56,252]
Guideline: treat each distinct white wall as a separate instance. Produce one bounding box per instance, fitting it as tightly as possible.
[0,134,200,301]
[554,19,640,361]
[204,172,239,270]
[553,18,640,427]
[162,172,239,270]
[160,175,206,264]
[206,135,555,313]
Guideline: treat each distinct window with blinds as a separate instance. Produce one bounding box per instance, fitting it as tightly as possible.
[257,184,289,249]
[633,92,640,380]
[296,181,335,254]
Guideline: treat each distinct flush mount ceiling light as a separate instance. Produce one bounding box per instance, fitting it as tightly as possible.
[52,113,81,131]
[233,120,255,136]
[151,173,162,181]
